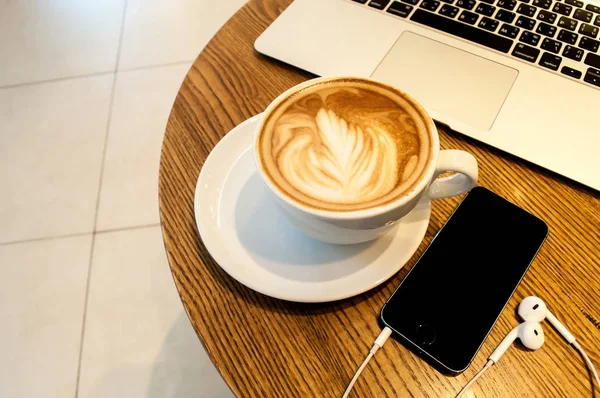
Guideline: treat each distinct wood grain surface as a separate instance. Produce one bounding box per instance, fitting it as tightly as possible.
[158,0,600,396]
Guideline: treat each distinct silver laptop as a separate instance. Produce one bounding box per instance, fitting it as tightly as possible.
[255,0,600,190]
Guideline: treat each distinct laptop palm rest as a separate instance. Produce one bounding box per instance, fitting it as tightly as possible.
[371,31,518,131]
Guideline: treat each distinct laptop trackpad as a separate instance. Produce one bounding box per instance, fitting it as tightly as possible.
[371,31,518,131]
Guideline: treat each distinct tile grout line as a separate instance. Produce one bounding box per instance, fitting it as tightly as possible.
[6,225,163,247]
[0,231,93,247]
[0,71,114,90]
[0,60,194,91]
[73,1,128,396]
[0,223,162,247]
[119,59,194,73]
[95,222,161,235]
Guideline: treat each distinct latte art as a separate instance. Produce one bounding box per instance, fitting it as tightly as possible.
[276,108,403,204]
[257,79,432,212]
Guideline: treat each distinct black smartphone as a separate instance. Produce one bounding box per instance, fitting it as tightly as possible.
[380,186,548,375]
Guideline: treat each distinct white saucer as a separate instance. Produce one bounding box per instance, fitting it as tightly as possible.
[194,114,432,303]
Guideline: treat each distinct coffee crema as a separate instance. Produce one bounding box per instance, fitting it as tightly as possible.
[257,78,433,212]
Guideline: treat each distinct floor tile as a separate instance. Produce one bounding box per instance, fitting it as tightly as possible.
[0,235,91,398]
[119,0,247,70]
[0,75,113,243]
[0,1,124,87]
[95,64,190,231]
[79,226,232,398]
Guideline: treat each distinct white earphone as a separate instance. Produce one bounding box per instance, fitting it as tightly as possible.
[518,296,576,343]
[343,296,598,398]
[488,321,544,363]
[456,296,599,397]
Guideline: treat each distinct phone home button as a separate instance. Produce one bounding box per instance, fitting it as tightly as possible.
[415,324,436,346]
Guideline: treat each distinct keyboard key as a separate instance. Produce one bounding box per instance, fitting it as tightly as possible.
[479,16,500,30]
[516,15,536,29]
[537,22,557,36]
[476,3,496,15]
[388,1,415,16]
[520,30,542,44]
[456,0,477,9]
[596,15,600,27]
[517,4,537,16]
[499,23,521,37]
[586,4,600,13]
[410,9,514,51]
[496,9,516,22]
[352,0,368,3]
[539,52,562,69]
[584,51,600,68]
[512,42,541,61]
[561,65,582,78]
[541,37,563,52]
[537,10,557,23]
[579,23,599,37]
[369,0,392,9]
[564,0,583,7]
[533,0,551,9]
[401,0,420,4]
[480,0,495,3]
[573,9,593,22]
[459,9,480,23]
[421,0,441,11]
[440,0,455,3]
[553,2,573,16]
[497,0,517,10]
[558,29,579,43]
[580,36,600,51]
[439,3,460,16]
[563,44,584,60]
[560,66,581,79]
[584,67,600,86]
[558,16,578,30]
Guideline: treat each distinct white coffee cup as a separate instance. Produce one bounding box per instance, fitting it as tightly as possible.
[254,77,478,244]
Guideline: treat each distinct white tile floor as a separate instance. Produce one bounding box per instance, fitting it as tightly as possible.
[0,1,246,397]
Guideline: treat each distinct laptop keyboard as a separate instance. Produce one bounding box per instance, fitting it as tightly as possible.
[351,0,600,88]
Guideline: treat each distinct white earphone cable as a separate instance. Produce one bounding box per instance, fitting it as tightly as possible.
[455,360,494,398]
[572,341,600,390]
[342,327,392,398]
[342,350,375,398]
[342,296,597,397]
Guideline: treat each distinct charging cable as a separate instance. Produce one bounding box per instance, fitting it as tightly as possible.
[342,327,392,398]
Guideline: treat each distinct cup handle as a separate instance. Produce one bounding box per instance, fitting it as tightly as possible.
[427,150,478,200]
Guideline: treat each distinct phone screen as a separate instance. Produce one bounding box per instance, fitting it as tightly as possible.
[380,187,548,373]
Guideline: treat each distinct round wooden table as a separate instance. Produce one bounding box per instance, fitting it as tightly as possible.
[159,1,600,396]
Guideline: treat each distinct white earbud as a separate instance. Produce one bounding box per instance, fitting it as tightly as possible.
[456,320,546,397]
[518,296,576,344]
[488,321,545,363]
[457,296,599,398]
